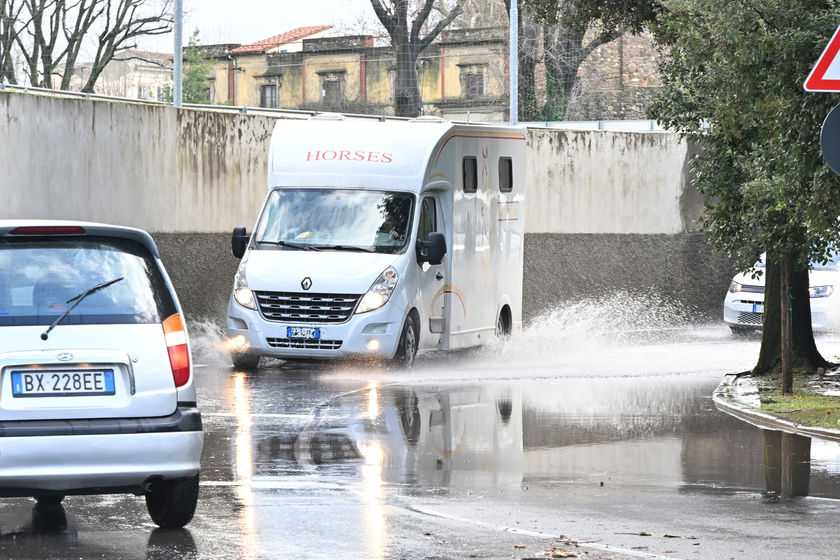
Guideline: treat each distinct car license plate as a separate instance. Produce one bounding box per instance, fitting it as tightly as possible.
[11,370,116,398]
[287,327,320,339]
[753,304,764,313]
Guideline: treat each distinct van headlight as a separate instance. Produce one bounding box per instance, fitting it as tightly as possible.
[356,267,398,314]
[729,281,744,293]
[810,285,834,298]
[233,255,256,310]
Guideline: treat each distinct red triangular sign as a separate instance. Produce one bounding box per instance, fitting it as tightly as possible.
[805,24,840,91]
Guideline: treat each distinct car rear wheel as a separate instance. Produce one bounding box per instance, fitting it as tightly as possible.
[145,474,199,529]
[394,315,418,368]
[35,495,64,506]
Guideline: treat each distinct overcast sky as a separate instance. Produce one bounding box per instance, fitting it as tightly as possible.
[139,0,377,52]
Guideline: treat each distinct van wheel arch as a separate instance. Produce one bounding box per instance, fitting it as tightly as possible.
[496,305,512,339]
[394,310,420,368]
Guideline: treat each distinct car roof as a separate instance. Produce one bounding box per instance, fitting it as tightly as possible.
[0,220,160,258]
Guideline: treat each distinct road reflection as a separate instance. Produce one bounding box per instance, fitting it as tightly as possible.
[241,374,840,505]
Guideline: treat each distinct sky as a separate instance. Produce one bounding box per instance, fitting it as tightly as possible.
[139,0,377,52]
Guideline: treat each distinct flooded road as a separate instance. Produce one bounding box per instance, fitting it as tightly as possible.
[4,310,840,559]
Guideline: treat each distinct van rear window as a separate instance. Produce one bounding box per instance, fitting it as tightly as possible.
[0,236,177,326]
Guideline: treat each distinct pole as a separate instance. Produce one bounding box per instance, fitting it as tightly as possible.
[173,0,183,107]
[509,0,518,125]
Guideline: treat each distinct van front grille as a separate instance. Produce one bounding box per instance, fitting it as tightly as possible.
[254,292,361,323]
[266,338,343,350]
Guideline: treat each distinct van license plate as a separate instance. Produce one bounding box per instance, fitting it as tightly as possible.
[11,370,116,398]
[753,304,764,313]
[287,327,320,339]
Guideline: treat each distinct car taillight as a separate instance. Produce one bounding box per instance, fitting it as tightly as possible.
[8,226,87,235]
[162,314,190,388]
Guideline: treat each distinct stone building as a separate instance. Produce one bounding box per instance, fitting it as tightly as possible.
[201,25,511,121]
[70,50,173,100]
[193,25,659,122]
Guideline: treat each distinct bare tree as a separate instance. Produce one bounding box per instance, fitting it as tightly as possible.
[370,0,469,117]
[11,0,172,91]
[0,0,28,83]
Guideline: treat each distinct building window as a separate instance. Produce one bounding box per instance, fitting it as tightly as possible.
[138,85,149,99]
[260,84,277,108]
[322,77,342,103]
[317,71,346,104]
[157,86,166,101]
[460,65,485,99]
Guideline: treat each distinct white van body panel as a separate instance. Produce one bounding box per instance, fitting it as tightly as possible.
[227,116,526,362]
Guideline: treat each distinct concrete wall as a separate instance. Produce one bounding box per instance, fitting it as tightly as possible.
[0,92,272,232]
[1,91,733,326]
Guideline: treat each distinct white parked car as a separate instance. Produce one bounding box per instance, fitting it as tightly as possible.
[0,221,203,528]
[723,252,840,333]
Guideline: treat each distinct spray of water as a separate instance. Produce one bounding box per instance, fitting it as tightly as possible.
[187,318,233,366]
[185,292,731,375]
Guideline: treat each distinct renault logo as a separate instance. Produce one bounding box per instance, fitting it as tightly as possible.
[301,277,312,291]
[56,352,73,361]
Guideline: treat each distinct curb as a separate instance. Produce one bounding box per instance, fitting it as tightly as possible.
[713,374,840,442]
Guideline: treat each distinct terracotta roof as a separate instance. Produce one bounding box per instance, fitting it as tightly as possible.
[230,25,332,54]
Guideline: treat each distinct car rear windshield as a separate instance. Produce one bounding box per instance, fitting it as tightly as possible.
[0,236,177,326]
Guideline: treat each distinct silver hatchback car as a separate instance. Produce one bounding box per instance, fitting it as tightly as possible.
[0,221,203,528]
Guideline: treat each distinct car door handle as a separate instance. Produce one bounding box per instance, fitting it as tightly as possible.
[436,272,444,281]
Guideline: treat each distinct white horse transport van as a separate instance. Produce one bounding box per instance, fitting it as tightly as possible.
[226,114,526,368]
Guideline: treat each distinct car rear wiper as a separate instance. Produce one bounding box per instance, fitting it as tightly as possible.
[259,240,321,251]
[321,245,376,253]
[40,277,124,341]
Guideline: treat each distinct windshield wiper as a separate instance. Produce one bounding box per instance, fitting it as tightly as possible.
[259,240,321,251]
[321,245,376,253]
[40,277,124,341]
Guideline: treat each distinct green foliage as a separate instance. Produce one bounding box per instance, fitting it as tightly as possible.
[522,0,660,37]
[649,0,840,272]
[536,73,566,121]
[159,29,214,104]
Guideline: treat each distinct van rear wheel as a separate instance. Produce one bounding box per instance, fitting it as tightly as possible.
[495,308,512,340]
[394,315,418,368]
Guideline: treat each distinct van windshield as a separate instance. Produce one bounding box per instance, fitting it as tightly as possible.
[255,189,414,253]
[0,236,177,327]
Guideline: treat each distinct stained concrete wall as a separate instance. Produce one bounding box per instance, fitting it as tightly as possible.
[1,91,733,325]
[0,92,272,232]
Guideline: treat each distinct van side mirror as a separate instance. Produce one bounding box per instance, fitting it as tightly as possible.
[416,232,446,265]
[231,226,249,259]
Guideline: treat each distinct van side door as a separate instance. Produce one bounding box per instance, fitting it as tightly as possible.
[416,194,447,350]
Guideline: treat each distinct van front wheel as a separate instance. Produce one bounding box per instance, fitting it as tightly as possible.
[232,351,260,371]
[395,315,418,368]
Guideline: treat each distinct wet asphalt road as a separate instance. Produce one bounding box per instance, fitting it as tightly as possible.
[4,322,840,559]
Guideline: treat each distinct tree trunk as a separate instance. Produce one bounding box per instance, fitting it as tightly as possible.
[394,46,421,117]
[754,258,781,374]
[753,252,831,377]
[780,253,792,394]
[517,14,539,121]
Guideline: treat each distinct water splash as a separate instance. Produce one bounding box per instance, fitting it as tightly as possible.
[184,292,735,376]
[187,319,233,366]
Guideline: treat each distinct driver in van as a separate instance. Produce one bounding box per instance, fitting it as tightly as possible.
[378,213,404,240]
